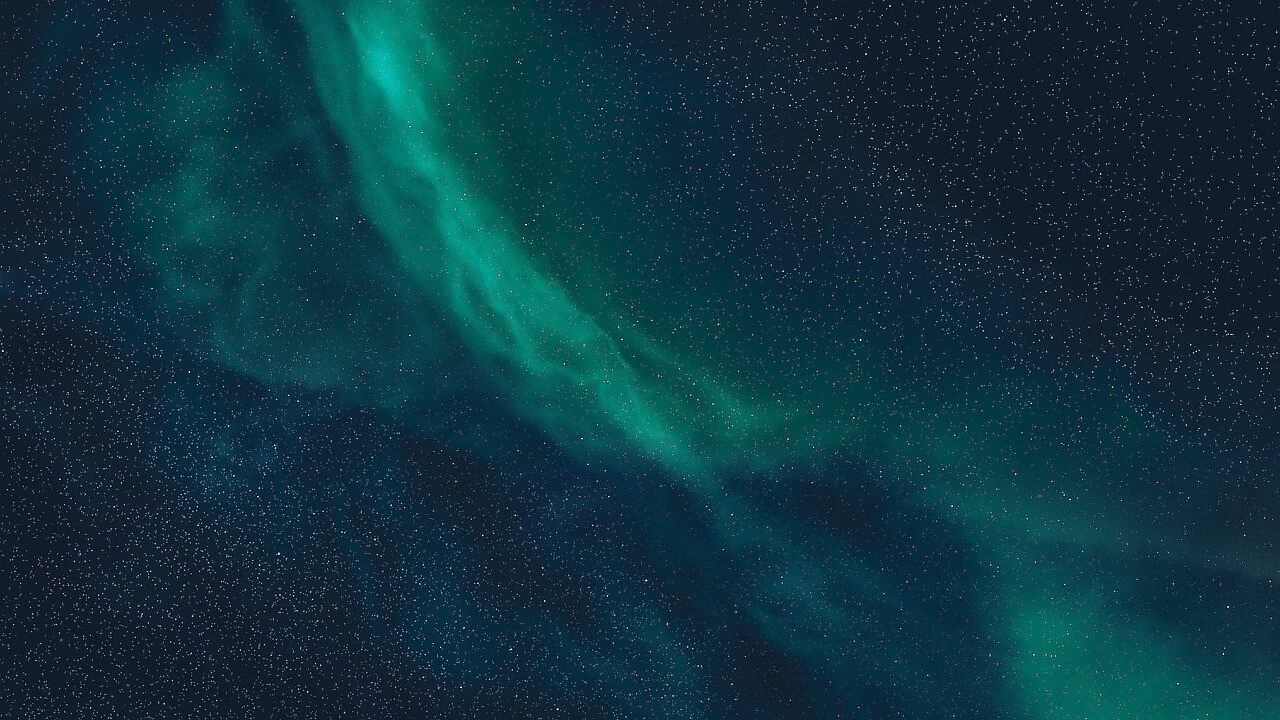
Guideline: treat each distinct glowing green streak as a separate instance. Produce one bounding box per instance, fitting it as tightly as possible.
[101,0,1275,573]
[112,0,1274,563]
[294,1,769,474]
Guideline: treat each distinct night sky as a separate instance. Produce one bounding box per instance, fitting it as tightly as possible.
[3,1,1278,718]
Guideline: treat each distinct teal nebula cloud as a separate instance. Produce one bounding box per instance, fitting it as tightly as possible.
[82,1,1280,717]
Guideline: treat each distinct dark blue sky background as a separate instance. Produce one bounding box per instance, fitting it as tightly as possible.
[3,1,1277,718]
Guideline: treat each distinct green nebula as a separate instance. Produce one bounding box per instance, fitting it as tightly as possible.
[88,1,1280,717]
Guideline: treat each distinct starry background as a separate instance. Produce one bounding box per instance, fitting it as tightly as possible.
[2,1,1278,718]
